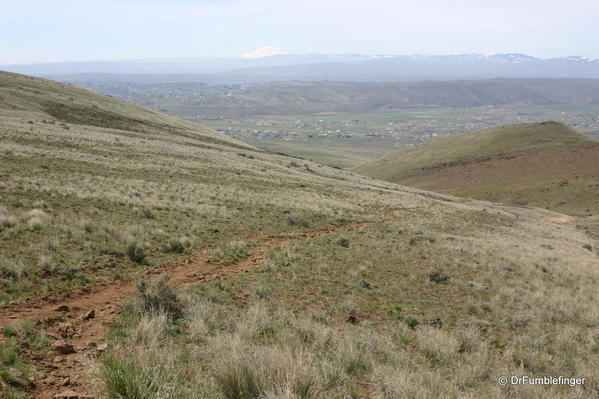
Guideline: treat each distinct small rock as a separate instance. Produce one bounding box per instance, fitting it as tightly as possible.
[54,390,81,399]
[58,322,75,338]
[55,305,70,312]
[54,356,64,363]
[80,309,95,320]
[53,341,76,355]
[96,343,109,352]
[44,376,58,385]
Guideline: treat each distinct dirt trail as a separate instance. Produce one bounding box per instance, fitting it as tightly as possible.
[0,219,382,399]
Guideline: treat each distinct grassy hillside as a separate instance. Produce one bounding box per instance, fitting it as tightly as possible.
[354,122,599,216]
[354,121,594,181]
[0,73,598,399]
[0,71,250,149]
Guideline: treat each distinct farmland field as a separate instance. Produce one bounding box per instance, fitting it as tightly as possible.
[199,105,599,167]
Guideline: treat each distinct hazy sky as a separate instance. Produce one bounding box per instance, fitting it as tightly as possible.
[2,0,598,64]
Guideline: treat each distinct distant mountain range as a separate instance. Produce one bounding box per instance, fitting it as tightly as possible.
[2,53,599,81]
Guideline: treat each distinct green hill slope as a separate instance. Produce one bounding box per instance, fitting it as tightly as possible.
[354,122,599,216]
[0,74,598,399]
[354,121,595,181]
[0,70,250,149]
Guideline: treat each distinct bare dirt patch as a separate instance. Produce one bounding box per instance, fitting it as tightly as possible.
[402,143,599,215]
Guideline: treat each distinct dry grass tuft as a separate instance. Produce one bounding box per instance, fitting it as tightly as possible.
[210,241,251,265]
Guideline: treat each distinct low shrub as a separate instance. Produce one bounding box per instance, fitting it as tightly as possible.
[337,238,350,248]
[210,241,250,265]
[286,216,311,228]
[429,270,450,284]
[401,315,419,329]
[127,242,148,264]
[136,277,185,320]
[162,237,192,254]
[0,259,27,281]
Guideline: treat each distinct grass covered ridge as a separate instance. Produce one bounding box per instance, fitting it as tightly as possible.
[354,121,596,182]
[354,122,599,217]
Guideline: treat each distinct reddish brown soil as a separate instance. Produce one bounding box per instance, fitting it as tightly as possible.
[0,220,379,399]
[402,143,599,192]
